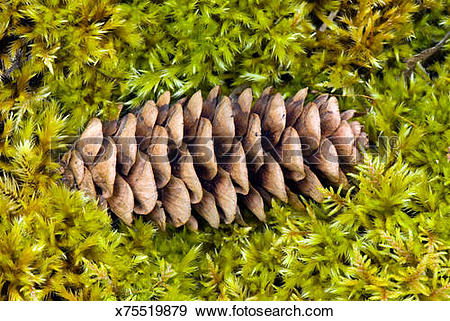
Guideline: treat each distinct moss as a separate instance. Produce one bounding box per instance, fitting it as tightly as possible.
[0,0,449,300]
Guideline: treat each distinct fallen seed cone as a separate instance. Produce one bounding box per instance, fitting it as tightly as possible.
[60,86,368,229]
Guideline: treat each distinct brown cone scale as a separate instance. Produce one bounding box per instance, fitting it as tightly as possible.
[285,186,305,211]
[193,189,220,229]
[147,201,166,231]
[148,125,171,188]
[295,102,321,154]
[90,137,117,199]
[191,117,218,180]
[183,90,203,140]
[232,88,253,137]
[242,113,264,172]
[276,126,305,177]
[329,120,357,164]
[186,216,199,231]
[319,97,341,137]
[114,113,137,176]
[286,88,308,127]
[293,165,324,203]
[77,118,103,164]
[212,96,235,155]
[262,93,286,146]
[69,150,85,185]
[240,185,266,222]
[173,144,203,204]
[307,138,340,184]
[202,86,221,121]
[253,86,274,117]
[161,176,191,227]
[108,174,134,226]
[127,151,158,215]
[156,91,171,125]
[165,102,184,149]
[220,141,249,195]
[206,167,237,224]
[78,167,96,199]
[258,154,288,203]
[135,100,158,151]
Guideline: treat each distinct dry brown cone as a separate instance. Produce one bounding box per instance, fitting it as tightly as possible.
[60,86,368,229]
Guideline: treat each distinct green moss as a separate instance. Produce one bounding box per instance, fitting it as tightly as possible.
[0,0,449,300]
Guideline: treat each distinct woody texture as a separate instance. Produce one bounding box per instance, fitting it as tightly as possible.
[60,87,368,230]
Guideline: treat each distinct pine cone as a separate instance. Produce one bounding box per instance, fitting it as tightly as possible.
[60,87,368,230]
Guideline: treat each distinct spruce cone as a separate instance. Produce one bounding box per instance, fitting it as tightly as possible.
[60,87,368,229]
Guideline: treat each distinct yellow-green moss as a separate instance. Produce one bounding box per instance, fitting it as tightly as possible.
[0,0,448,300]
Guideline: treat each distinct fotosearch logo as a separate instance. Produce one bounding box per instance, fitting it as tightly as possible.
[58,133,388,167]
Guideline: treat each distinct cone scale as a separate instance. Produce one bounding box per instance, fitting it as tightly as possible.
[61,87,368,230]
